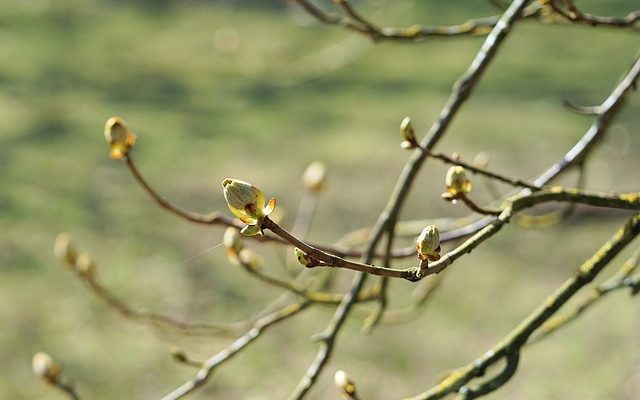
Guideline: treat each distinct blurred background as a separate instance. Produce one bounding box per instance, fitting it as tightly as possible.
[1,0,639,399]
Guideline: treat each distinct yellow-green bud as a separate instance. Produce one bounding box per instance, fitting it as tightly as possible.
[169,346,188,363]
[223,227,244,254]
[294,247,312,267]
[104,117,136,160]
[75,252,97,278]
[400,116,417,149]
[302,161,327,193]
[32,352,60,383]
[238,249,263,270]
[54,233,77,267]
[445,166,472,196]
[416,225,441,262]
[222,179,276,232]
[334,370,356,395]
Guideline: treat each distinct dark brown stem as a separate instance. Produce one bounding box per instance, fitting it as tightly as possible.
[458,194,503,216]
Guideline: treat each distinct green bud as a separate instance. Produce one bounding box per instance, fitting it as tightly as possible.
[294,247,312,267]
[416,225,441,262]
[221,178,276,229]
[445,166,471,196]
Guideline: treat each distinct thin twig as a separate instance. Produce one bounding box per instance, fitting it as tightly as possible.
[548,0,640,28]
[458,194,502,216]
[53,380,81,400]
[123,155,416,260]
[294,0,543,42]
[76,271,242,337]
[161,300,310,400]
[231,251,378,304]
[361,227,395,333]
[419,148,541,190]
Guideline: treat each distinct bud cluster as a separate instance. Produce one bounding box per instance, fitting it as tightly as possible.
[54,233,98,279]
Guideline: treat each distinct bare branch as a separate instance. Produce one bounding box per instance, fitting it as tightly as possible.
[405,214,640,399]
[162,301,309,400]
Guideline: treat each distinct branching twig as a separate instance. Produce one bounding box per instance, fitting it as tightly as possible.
[286,2,537,397]
[440,54,640,242]
[417,148,540,191]
[264,189,639,280]
[231,250,378,304]
[548,0,640,28]
[123,155,413,260]
[293,0,543,42]
[162,300,310,400]
[404,214,640,400]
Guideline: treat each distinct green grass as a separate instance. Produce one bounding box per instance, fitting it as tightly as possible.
[1,1,639,399]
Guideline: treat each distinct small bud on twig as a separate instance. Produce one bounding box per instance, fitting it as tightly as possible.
[104,117,136,160]
[294,247,312,267]
[32,352,61,384]
[302,161,327,193]
[416,225,441,262]
[443,166,472,200]
[54,233,77,267]
[223,227,244,255]
[400,116,417,149]
[169,346,188,363]
[334,369,357,396]
[75,252,97,279]
[221,178,276,236]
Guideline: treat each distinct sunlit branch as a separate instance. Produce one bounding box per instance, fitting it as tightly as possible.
[527,248,640,344]
[265,189,639,281]
[404,214,640,400]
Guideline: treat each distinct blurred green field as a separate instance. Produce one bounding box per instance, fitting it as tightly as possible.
[1,1,639,399]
